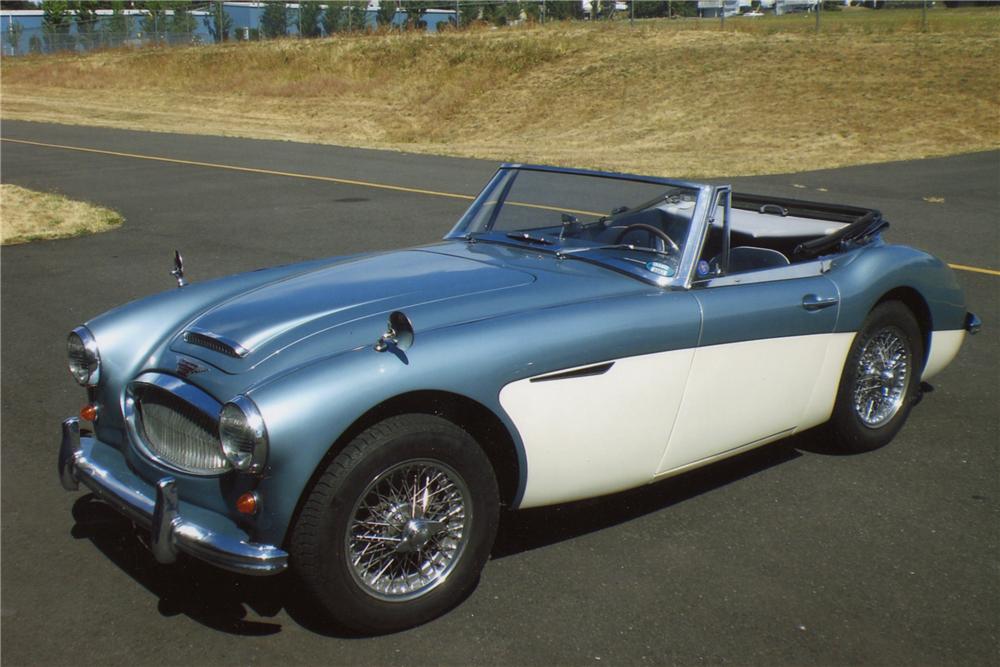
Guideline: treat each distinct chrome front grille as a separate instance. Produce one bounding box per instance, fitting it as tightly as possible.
[127,376,230,475]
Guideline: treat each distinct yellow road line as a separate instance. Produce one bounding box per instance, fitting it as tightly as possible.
[4,137,998,277]
[0,137,477,202]
[0,136,600,218]
[947,263,1000,277]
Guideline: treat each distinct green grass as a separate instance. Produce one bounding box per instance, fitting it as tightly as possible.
[1,185,124,244]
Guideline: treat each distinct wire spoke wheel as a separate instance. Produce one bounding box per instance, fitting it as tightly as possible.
[829,301,923,453]
[291,414,499,633]
[347,459,472,602]
[851,326,912,429]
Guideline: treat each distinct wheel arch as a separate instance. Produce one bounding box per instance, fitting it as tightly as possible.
[282,390,521,548]
[873,286,932,370]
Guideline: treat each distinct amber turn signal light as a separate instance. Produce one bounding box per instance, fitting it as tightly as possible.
[236,492,259,515]
[80,404,99,422]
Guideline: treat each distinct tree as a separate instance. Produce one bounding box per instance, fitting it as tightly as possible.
[169,1,197,43]
[203,1,232,42]
[376,0,397,28]
[298,0,323,36]
[41,0,74,52]
[457,1,479,26]
[522,1,542,23]
[323,1,366,33]
[322,1,340,34]
[546,0,583,20]
[73,1,101,50]
[494,1,526,26]
[399,0,439,29]
[28,33,43,53]
[140,2,167,44]
[106,0,132,47]
[261,1,288,38]
[345,1,368,31]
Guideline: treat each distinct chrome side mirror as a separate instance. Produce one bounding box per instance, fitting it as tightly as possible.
[374,311,414,353]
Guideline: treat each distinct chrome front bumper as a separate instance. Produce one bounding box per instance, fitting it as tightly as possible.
[58,417,288,576]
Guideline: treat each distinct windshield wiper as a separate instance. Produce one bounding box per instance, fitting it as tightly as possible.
[556,243,673,259]
[506,232,554,246]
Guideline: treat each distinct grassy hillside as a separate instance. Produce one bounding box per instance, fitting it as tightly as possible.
[2,7,997,177]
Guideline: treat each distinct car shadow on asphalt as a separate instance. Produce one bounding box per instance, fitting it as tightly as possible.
[491,434,810,558]
[70,496,290,636]
[68,431,831,638]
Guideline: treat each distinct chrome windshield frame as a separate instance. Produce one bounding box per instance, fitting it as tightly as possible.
[445,163,717,290]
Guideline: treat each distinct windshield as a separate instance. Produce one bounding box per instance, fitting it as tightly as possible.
[446,166,704,285]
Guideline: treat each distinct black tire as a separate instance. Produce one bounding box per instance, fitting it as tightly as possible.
[828,300,924,453]
[289,414,499,634]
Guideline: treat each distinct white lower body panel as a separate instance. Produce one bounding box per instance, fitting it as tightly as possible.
[503,332,859,510]
[922,330,965,381]
[656,332,854,474]
[500,349,695,509]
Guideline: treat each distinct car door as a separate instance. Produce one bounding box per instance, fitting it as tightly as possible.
[656,190,842,475]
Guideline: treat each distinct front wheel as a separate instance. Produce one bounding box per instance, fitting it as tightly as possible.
[828,301,924,453]
[289,414,499,634]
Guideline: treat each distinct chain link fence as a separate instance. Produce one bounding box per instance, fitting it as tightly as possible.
[0,1,707,56]
[1,1,939,57]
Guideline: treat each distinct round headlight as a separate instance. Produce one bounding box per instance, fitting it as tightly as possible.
[67,326,101,386]
[219,396,268,473]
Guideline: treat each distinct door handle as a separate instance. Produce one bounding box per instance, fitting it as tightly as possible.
[802,294,839,311]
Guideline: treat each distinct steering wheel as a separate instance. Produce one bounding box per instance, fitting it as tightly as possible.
[614,223,680,254]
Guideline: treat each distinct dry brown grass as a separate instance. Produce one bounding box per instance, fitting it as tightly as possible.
[2,7,998,177]
[1,184,123,244]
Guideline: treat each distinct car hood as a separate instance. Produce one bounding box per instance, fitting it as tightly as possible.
[169,248,536,373]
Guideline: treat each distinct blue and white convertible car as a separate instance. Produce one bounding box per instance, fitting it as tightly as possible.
[59,165,978,632]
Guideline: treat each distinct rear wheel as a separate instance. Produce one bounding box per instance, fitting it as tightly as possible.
[828,301,924,453]
[290,414,499,634]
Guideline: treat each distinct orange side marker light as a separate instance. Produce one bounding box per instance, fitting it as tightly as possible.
[236,492,259,516]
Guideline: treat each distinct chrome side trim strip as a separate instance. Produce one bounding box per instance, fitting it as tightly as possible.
[59,418,288,576]
[529,362,615,383]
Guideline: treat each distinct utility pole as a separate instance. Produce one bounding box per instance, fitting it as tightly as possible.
[921,0,927,32]
[815,0,821,33]
[456,0,460,28]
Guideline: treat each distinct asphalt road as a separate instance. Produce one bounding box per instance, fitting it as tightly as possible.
[2,120,997,666]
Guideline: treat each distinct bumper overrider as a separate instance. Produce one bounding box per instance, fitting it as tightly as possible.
[58,417,288,575]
